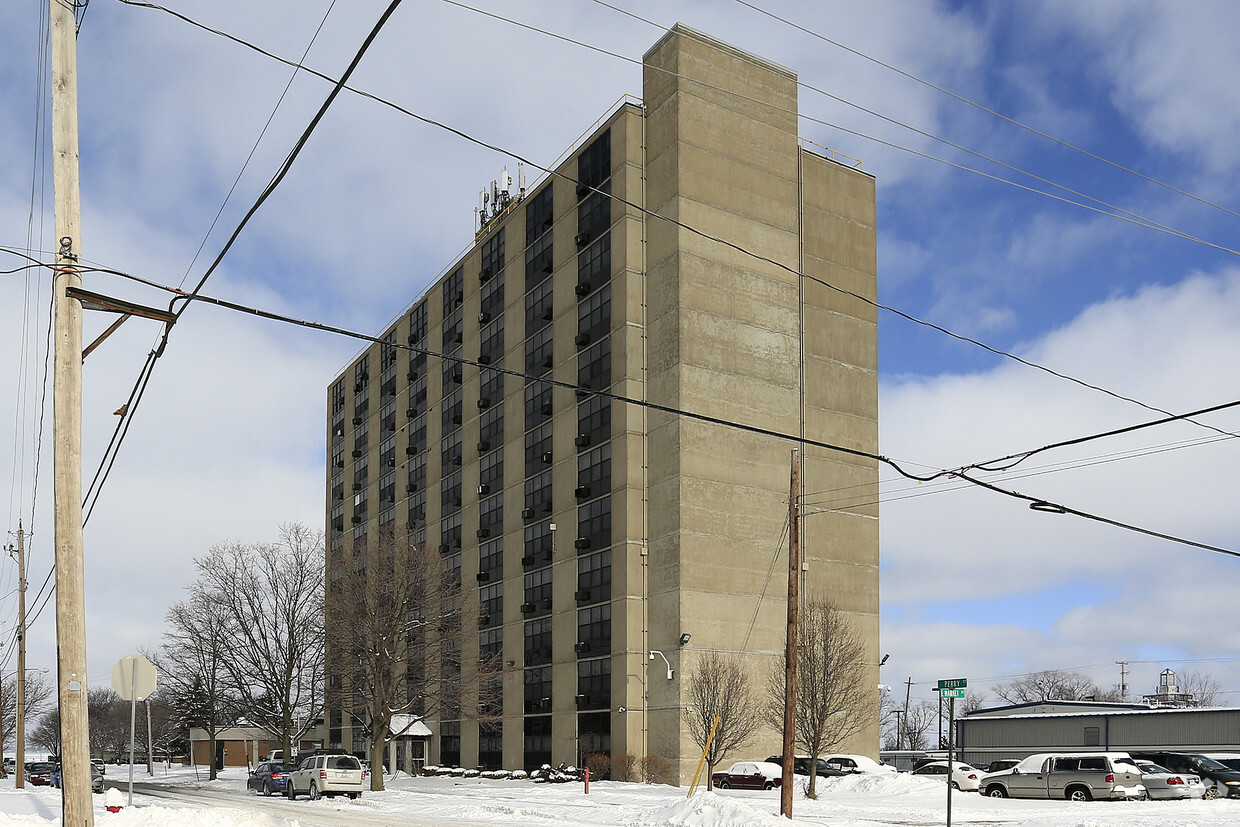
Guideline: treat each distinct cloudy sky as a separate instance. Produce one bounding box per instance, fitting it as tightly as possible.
[3,0,1239,716]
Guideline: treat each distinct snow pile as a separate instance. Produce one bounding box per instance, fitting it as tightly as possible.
[0,805,295,826]
[626,791,788,826]
[814,771,937,796]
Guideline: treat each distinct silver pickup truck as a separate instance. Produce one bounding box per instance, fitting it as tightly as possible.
[979,752,1146,801]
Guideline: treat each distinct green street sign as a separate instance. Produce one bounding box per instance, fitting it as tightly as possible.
[939,688,965,698]
[937,677,967,690]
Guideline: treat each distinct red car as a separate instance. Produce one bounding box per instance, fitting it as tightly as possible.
[711,761,784,790]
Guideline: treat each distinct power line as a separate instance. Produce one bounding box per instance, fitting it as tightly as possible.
[724,0,1240,223]
[83,259,1240,560]
[455,0,1240,257]
[108,1,1240,443]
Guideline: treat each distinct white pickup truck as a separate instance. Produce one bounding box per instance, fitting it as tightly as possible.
[979,753,1146,801]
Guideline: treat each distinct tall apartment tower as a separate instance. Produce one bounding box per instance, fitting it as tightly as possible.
[325,25,879,779]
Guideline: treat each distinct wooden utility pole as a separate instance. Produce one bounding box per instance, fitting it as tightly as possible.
[15,523,27,789]
[780,449,800,819]
[49,0,93,822]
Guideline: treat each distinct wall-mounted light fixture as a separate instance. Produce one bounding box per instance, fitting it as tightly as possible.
[649,650,673,680]
[678,633,691,646]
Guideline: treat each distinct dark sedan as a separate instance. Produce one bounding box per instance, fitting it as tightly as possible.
[27,762,57,786]
[711,761,784,790]
[248,761,293,795]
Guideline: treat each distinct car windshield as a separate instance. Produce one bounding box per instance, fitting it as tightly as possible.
[269,763,291,772]
[30,763,54,772]
[1136,761,1169,774]
[1191,756,1229,772]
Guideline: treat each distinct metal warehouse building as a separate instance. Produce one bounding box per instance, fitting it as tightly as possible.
[958,701,1240,766]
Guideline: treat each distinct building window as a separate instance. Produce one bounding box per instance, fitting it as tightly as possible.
[331,378,346,414]
[441,470,462,513]
[577,396,610,448]
[407,491,426,531]
[408,374,428,414]
[578,339,610,392]
[480,583,502,629]
[576,496,611,553]
[443,266,464,317]
[409,301,428,344]
[479,494,502,538]
[442,310,464,356]
[441,430,462,470]
[479,449,502,494]
[523,567,552,618]
[479,405,504,450]
[409,349,427,382]
[576,186,611,245]
[524,277,554,336]
[523,520,553,566]
[578,130,610,192]
[408,417,427,455]
[525,185,553,244]
[523,472,552,519]
[479,366,503,408]
[1084,726,1100,747]
[409,453,426,491]
[480,321,504,368]
[577,284,611,346]
[440,721,461,768]
[524,382,552,431]
[440,511,461,553]
[576,604,610,657]
[577,235,610,297]
[576,443,610,501]
[478,722,502,771]
[523,620,553,668]
[525,186,554,291]
[380,328,399,371]
[522,715,551,771]
[576,657,611,710]
[523,667,552,714]
[379,436,396,469]
[525,327,553,378]
[442,390,463,434]
[353,356,370,392]
[480,227,505,282]
[577,550,611,605]
[524,423,553,477]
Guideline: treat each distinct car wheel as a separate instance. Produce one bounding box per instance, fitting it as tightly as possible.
[763,781,774,790]
[309,782,320,801]
[718,780,730,789]
[986,786,1007,798]
[951,781,960,790]
[1066,786,1092,802]
[349,792,360,799]
[263,781,272,796]
[1204,786,1220,800]
[1136,789,1149,801]
[286,782,297,800]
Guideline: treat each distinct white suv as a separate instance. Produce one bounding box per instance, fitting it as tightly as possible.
[286,753,364,800]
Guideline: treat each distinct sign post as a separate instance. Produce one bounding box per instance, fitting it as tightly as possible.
[112,656,157,807]
[936,678,967,827]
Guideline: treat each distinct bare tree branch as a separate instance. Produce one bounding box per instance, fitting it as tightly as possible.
[685,651,761,790]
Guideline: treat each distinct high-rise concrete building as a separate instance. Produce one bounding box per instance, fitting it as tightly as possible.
[325,24,879,779]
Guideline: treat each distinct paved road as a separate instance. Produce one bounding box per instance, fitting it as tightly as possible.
[131,781,485,826]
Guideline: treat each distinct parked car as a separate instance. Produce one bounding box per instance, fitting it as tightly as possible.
[986,759,1021,774]
[286,753,364,800]
[978,753,1145,801]
[50,764,104,794]
[1130,751,1240,800]
[26,762,57,786]
[822,754,896,774]
[264,750,284,763]
[711,761,784,790]
[1131,759,1205,800]
[90,758,105,776]
[764,755,848,777]
[912,760,981,791]
[248,761,293,795]
[1203,752,1240,773]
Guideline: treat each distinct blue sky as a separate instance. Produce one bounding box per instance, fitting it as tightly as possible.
[3,0,1240,717]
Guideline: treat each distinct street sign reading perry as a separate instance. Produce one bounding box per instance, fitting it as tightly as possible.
[937,677,967,690]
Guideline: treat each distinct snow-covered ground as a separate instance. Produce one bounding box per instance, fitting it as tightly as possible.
[1,764,1237,826]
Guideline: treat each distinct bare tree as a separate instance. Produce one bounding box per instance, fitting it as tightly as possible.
[1177,670,1222,706]
[30,708,60,757]
[88,687,130,760]
[685,651,761,790]
[765,600,870,798]
[961,689,988,714]
[900,700,938,751]
[194,523,325,760]
[992,669,1115,704]
[326,532,499,791]
[0,673,53,758]
[150,589,236,780]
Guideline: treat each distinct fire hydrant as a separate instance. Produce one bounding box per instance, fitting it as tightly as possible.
[104,787,124,813]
